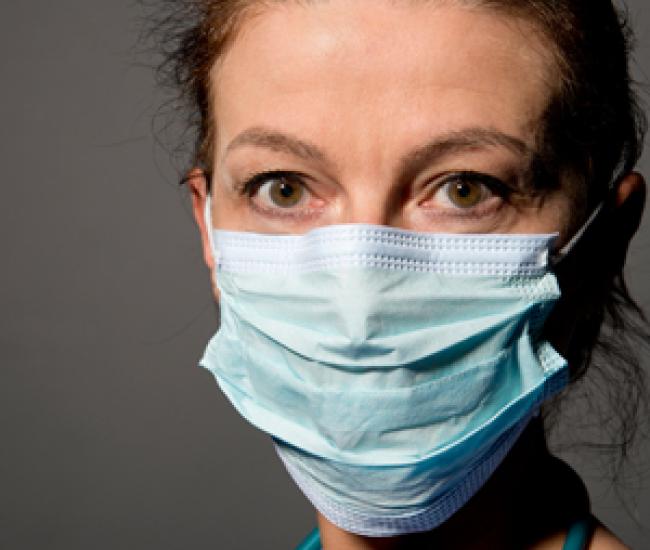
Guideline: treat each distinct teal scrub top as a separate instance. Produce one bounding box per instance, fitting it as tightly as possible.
[295,516,595,550]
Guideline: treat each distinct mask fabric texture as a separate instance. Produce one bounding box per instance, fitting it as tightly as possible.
[200,217,568,536]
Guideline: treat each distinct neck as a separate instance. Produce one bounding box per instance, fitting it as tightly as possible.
[316,418,590,550]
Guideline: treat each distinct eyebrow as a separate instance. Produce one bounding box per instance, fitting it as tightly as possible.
[397,127,534,182]
[225,125,536,180]
[226,126,328,165]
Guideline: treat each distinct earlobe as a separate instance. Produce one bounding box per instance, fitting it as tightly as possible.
[186,168,215,271]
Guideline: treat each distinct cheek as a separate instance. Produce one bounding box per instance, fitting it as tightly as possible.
[507,191,575,240]
[210,182,254,231]
[547,192,583,245]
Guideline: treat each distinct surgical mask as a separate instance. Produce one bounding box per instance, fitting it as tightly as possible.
[200,200,568,536]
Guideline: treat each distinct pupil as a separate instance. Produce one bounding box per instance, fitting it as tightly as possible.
[456,182,471,198]
[270,178,303,207]
[279,182,294,198]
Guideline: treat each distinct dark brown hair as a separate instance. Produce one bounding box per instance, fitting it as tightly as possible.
[145,0,648,466]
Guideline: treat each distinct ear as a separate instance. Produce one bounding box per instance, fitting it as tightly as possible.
[186,168,215,271]
[614,171,646,245]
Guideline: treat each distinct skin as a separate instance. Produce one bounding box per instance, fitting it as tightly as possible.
[186,1,645,547]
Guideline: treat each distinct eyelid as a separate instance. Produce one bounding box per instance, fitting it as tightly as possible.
[419,170,514,217]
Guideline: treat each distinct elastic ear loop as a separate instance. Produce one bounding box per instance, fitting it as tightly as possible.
[550,180,617,266]
[550,202,604,265]
[204,194,219,264]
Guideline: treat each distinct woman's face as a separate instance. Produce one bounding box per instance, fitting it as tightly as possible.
[205,1,573,239]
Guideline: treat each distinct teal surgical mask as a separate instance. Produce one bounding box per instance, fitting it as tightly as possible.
[200,200,568,536]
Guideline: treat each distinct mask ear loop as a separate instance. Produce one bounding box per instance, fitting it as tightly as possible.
[549,178,620,266]
[204,194,219,265]
[550,202,605,265]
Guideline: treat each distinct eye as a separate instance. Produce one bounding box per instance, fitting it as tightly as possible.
[266,177,304,208]
[426,171,512,211]
[445,179,485,208]
[243,171,310,210]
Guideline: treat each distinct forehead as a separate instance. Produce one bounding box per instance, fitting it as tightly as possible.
[211,0,556,157]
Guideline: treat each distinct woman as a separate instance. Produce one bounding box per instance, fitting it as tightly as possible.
[153,0,648,547]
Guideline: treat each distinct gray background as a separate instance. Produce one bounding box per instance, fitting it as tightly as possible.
[1,1,649,548]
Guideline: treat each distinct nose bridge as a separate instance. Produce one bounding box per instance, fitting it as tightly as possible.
[344,178,401,226]
[336,119,403,226]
